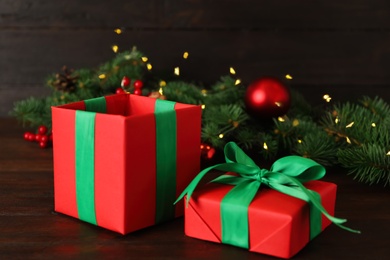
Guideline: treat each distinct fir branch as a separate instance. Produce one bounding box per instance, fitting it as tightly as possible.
[338,144,390,186]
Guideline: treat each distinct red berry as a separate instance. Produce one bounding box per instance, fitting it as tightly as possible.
[35,134,42,142]
[134,89,142,95]
[41,135,49,143]
[27,133,36,142]
[49,134,53,142]
[133,80,143,89]
[38,125,48,135]
[24,132,32,141]
[116,88,125,94]
[39,141,47,149]
[121,76,131,87]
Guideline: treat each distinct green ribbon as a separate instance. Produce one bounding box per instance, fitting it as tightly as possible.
[75,97,107,225]
[154,99,177,223]
[175,142,360,249]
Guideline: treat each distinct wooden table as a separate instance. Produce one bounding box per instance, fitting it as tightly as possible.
[0,118,389,259]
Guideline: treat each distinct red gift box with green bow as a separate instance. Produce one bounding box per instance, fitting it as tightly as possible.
[52,93,201,234]
[175,142,360,259]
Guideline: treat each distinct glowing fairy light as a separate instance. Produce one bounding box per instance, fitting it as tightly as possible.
[201,89,208,96]
[346,122,354,128]
[146,63,152,71]
[112,45,119,53]
[219,133,224,139]
[159,80,167,87]
[183,52,189,59]
[372,123,376,127]
[335,117,340,124]
[263,142,268,150]
[298,139,302,143]
[387,151,390,156]
[141,57,148,62]
[346,136,351,144]
[114,28,122,34]
[98,74,106,79]
[174,67,180,76]
[278,117,285,122]
[201,104,206,109]
[275,102,282,107]
[158,87,163,95]
[323,94,332,102]
[235,79,241,85]
[292,119,300,127]
[285,74,293,80]
[230,67,236,75]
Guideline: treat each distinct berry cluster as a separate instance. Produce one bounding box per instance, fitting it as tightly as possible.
[23,125,52,148]
[116,76,144,95]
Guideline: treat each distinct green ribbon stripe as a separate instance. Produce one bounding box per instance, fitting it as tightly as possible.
[175,142,360,249]
[154,99,177,223]
[75,97,107,225]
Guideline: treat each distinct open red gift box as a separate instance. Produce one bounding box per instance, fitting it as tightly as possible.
[52,93,201,234]
[184,179,336,259]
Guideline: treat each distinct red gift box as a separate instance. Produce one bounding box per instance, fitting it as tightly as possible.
[176,142,358,258]
[184,180,336,259]
[52,93,201,234]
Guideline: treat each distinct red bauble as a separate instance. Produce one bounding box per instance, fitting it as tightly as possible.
[121,76,131,88]
[133,79,143,89]
[244,77,291,118]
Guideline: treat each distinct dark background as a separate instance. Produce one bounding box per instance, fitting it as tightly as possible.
[1,0,390,117]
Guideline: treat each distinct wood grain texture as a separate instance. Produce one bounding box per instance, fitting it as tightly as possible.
[0,118,389,259]
[1,0,390,117]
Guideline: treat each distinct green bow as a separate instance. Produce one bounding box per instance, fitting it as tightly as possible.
[175,142,360,249]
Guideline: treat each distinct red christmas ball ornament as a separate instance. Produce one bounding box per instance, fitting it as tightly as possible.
[245,77,291,118]
[133,79,144,89]
[121,76,131,88]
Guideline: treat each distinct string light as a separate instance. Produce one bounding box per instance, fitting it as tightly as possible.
[285,74,293,80]
[263,142,268,150]
[323,94,332,102]
[234,79,241,85]
[219,133,224,139]
[141,57,148,62]
[346,136,351,144]
[201,89,208,96]
[98,74,106,79]
[387,151,390,156]
[201,104,206,109]
[278,117,285,122]
[174,67,180,76]
[114,28,122,34]
[346,122,354,128]
[183,52,189,59]
[159,80,167,87]
[275,102,282,107]
[335,117,340,124]
[298,139,302,143]
[292,119,300,127]
[372,123,376,127]
[112,45,119,53]
[146,63,152,71]
[230,67,236,75]
[158,87,163,95]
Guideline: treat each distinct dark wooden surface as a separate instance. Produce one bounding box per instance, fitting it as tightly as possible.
[1,0,390,117]
[0,118,389,259]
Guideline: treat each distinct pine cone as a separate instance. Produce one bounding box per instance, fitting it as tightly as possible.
[52,66,78,92]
